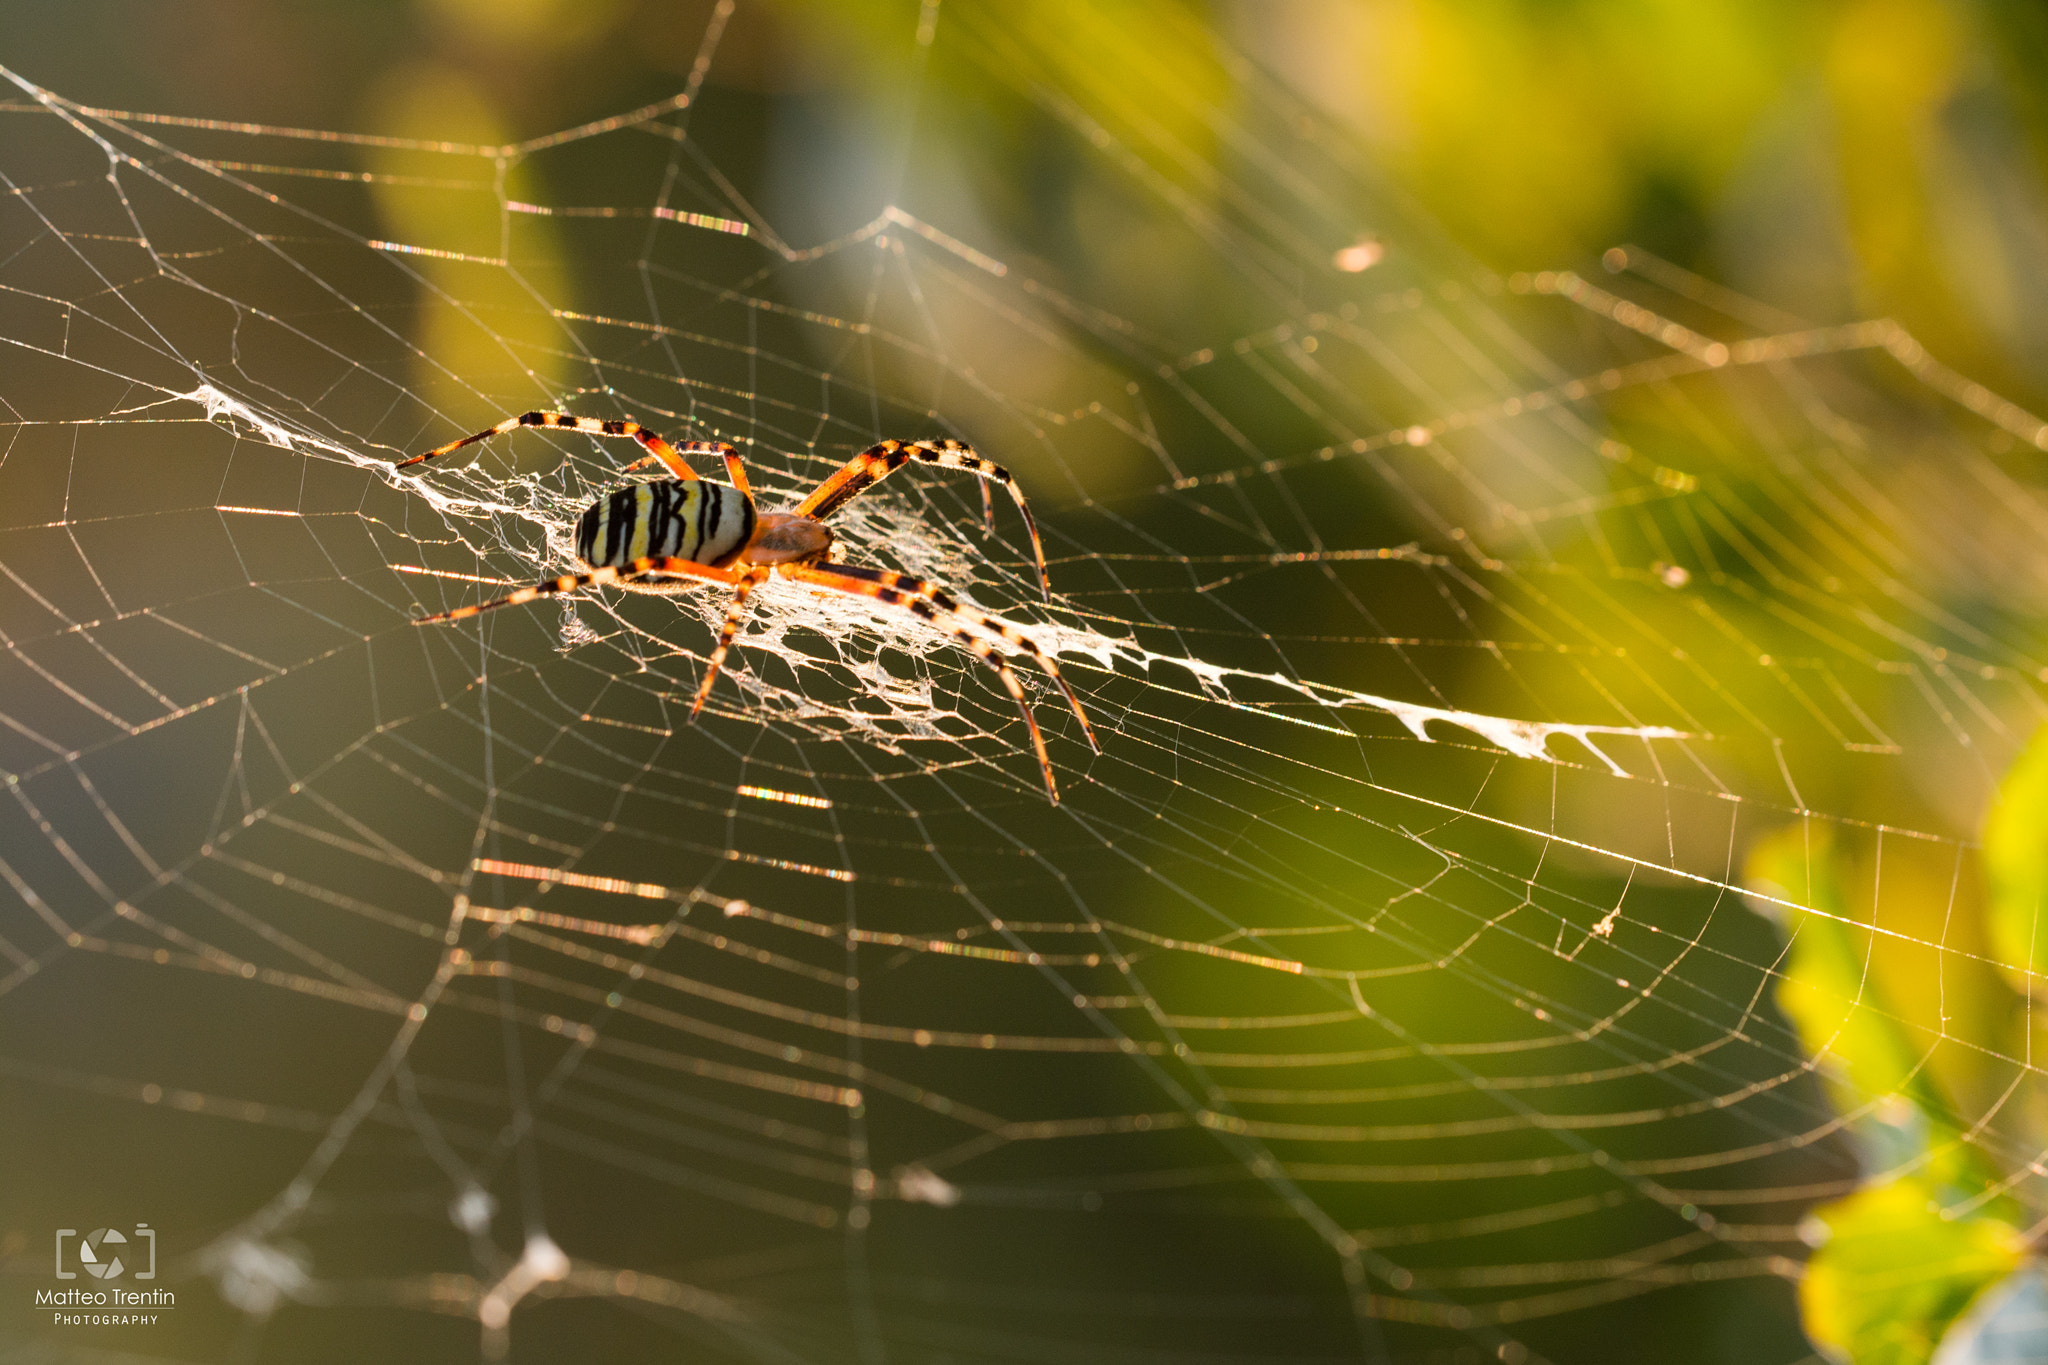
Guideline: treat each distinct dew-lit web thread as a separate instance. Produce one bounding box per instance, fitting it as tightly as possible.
[3,19,2048,1365]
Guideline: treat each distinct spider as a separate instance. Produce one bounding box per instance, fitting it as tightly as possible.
[397,411,1099,802]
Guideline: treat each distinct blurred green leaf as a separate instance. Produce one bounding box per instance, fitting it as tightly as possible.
[1801,1172,2021,1365]
[1983,723,2048,995]
[361,62,576,473]
[1749,825,2029,1361]
[1747,824,1951,1116]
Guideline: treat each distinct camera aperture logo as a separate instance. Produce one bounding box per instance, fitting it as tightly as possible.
[38,1225,174,1325]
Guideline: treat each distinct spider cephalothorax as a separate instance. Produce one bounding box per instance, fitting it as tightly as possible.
[397,411,1097,802]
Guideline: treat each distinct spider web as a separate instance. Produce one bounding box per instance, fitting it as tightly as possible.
[2,9,2045,1363]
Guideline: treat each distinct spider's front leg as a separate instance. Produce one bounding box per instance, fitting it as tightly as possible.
[779,561,1098,803]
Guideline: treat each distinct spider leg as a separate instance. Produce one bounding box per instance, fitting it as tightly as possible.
[718,446,753,499]
[397,410,706,484]
[624,441,752,496]
[690,566,771,718]
[781,562,1098,803]
[789,563,1100,755]
[792,439,1053,600]
[412,556,737,624]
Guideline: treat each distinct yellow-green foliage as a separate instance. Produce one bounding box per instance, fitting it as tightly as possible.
[1747,826,2024,1363]
[1984,724,2048,993]
[1801,1171,2021,1365]
[1748,826,1949,1118]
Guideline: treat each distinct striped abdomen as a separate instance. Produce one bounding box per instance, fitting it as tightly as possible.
[574,481,757,570]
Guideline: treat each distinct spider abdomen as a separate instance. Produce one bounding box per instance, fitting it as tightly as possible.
[575,480,756,571]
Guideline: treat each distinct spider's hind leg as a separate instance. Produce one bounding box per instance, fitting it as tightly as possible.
[412,556,737,625]
[690,566,772,719]
[627,441,753,497]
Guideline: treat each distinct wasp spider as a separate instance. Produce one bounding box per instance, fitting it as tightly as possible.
[398,412,1099,802]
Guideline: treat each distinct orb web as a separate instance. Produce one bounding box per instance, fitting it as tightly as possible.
[0,13,2042,1363]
